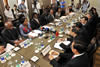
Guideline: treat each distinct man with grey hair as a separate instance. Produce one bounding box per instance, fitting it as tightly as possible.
[1,21,24,46]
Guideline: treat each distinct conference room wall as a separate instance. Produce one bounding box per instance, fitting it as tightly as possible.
[39,0,51,8]
[64,0,79,7]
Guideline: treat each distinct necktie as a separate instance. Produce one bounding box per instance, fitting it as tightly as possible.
[72,56,74,59]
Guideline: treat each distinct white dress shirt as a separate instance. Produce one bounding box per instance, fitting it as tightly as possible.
[4,9,14,19]
[72,53,84,59]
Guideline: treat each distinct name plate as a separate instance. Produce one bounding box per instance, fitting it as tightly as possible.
[41,45,51,56]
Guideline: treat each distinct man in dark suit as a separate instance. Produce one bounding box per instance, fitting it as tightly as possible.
[59,22,89,58]
[39,9,49,25]
[0,36,6,54]
[49,40,89,67]
[84,13,97,41]
[48,9,55,22]
[80,16,88,26]
[73,22,90,46]
[1,21,23,46]
[30,13,40,29]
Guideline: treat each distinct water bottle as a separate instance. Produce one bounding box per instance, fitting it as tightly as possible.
[21,56,25,64]
[15,60,20,67]
[6,52,11,60]
[0,56,6,63]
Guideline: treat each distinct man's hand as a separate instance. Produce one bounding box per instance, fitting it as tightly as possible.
[14,40,21,46]
[49,55,54,60]
[0,46,5,54]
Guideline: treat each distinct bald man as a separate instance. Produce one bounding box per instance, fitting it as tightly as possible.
[1,21,23,46]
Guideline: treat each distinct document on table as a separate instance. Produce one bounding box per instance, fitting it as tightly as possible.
[60,16,67,19]
[6,43,15,52]
[33,30,42,34]
[28,32,38,37]
[43,26,51,29]
[54,19,61,22]
[14,47,20,51]
[49,23,55,25]
[31,56,39,62]
[54,41,71,50]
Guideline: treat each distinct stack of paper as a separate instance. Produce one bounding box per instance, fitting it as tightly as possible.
[54,41,71,50]
[33,30,42,34]
[43,26,51,29]
[14,47,20,51]
[54,19,61,22]
[60,16,67,19]
[28,32,38,37]
[6,43,15,52]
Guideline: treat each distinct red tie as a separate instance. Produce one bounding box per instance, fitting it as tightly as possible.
[72,56,74,59]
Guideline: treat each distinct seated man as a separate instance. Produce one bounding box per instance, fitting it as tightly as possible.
[84,13,97,41]
[48,9,55,22]
[30,13,40,29]
[39,9,49,25]
[2,21,23,46]
[0,36,6,54]
[49,40,89,67]
[67,22,89,46]
[80,16,88,26]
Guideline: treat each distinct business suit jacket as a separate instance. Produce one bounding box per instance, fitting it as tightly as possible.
[0,23,4,35]
[74,27,90,46]
[1,27,21,45]
[39,13,49,25]
[84,16,97,40]
[48,14,54,22]
[50,53,89,67]
[30,18,40,30]
[0,36,6,48]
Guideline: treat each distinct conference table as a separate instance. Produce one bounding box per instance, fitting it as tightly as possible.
[0,11,83,67]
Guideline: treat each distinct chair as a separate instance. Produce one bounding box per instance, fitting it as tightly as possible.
[87,38,97,67]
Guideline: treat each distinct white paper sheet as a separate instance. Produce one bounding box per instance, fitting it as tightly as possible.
[54,41,71,50]
[60,16,67,19]
[33,30,42,34]
[31,56,39,62]
[54,19,61,22]
[6,43,15,52]
[43,26,51,29]
[14,47,20,51]
[28,32,38,37]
